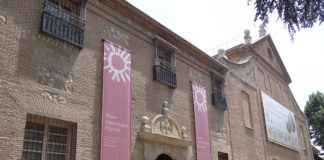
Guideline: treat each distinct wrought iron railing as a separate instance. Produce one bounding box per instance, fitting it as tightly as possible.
[153,64,177,88]
[40,0,85,48]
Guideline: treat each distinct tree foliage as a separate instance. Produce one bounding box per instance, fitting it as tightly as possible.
[253,0,324,36]
[305,92,324,151]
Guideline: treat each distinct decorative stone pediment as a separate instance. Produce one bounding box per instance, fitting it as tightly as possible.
[138,101,192,160]
[151,114,180,138]
[140,101,189,142]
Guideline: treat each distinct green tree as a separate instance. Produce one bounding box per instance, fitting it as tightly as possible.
[305,92,324,152]
[252,0,324,37]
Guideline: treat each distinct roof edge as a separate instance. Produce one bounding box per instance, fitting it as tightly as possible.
[100,0,228,75]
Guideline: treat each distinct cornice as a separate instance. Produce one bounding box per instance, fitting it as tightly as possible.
[94,0,228,75]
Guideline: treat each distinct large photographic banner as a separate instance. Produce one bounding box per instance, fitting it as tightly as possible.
[101,40,131,160]
[261,92,299,150]
[192,82,212,160]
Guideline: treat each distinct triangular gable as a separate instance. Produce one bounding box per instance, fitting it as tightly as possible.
[219,35,305,119]
[251,35,306,117]
[251,35,292,84]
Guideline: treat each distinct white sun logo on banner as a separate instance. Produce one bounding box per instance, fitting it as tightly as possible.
[193,84,207,112]
[104,43,131,83]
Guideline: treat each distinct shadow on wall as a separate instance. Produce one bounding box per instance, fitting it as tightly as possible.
[156,154,173,160]
[0,0,81,90]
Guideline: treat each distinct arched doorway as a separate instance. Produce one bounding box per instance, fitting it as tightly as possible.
[156,154,173,160]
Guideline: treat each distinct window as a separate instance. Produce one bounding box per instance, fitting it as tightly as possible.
[22,115,77,160]
[211,75,227,110]
[41,0,87,48]
[157,46,172,70]
[153,37,176,88]
[218,152,228,160]
[300,125,307,151]
[263,73,271,92]
[267,48,274,61]
[241,91,253,129]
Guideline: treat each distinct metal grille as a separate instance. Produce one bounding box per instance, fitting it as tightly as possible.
[23,123,45,160]
[40,0,85,48]
[47,126,68,160]
[153,46,176,88]
[153,65,177,88]
[22,117,73,160]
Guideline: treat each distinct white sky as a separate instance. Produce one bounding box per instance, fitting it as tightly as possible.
[126,0,324,111]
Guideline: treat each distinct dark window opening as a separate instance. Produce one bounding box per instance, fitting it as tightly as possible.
[211,75,227,110]
[267,48,273,61]
[156,154,173,160]
[22,115,77,160]
[153,37,177,88]
[157,46,172,70]
[40,0,87,48]
[218,152,228,160]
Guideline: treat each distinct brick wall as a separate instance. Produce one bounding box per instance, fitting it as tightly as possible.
[0,0,229,160]
[223,41,313,160]
[0,1,312,160]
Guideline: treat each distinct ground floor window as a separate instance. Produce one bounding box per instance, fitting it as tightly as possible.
[22,114,77,160]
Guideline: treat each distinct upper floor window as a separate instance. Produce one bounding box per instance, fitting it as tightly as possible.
[157,46,173,70]
[22,115,77,160]
[241,91,253,129]
[41,0,87,48]
[211,74,227,110]
[153,37,177,88]
[267,48,274,61]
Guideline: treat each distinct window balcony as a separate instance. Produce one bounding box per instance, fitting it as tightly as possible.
[40,0,85,48]
[153,64,177,88]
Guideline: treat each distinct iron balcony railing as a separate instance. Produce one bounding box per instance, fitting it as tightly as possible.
[153,63,177,88]
[40,0,85,48]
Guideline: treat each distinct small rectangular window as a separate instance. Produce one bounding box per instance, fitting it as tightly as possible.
[211,75,227,110]
[157,46,173,70]
[241,91,253,129]
[153,37,177,88]
[22,115,76,160]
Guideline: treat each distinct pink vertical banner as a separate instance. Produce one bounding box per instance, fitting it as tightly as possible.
[192,82,212,160]
[101,40,131,160]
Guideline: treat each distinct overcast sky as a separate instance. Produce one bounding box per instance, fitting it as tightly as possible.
[127,0,324,111]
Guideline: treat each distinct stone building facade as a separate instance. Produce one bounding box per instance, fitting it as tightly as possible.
[218,34,314,160]
[0,0,313,160]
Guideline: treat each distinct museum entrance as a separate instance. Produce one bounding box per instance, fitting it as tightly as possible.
[156,154,172,160]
